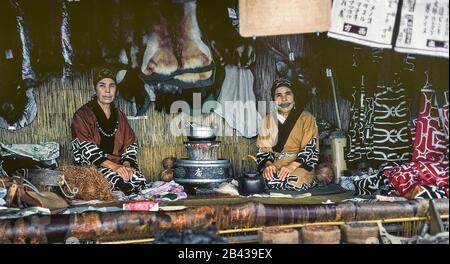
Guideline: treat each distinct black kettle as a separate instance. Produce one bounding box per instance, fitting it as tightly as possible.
[238,171,266,196]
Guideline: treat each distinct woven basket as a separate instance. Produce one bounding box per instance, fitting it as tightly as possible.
[301,225,341,244]
[342,223,379,244]
[258,226,299,244]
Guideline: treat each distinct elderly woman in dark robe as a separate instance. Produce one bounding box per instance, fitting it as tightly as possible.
[256,79,319,191]
[71,66,147,195]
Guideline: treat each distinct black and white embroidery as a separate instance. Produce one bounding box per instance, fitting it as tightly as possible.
[347,83,412,167]
[354,174,381,195]
[71,138,106,166]
[266,176,317,191]
[370,84,412,162]
[353,172,393,196]
[120,143,139,169]
[415,186,448,199]
[256,150,275,172]
[346,80,374,164]
[295,138,319,171]
[98,167,147,195]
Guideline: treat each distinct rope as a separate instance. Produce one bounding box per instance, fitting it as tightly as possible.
[17,169,47,197]
[57,175,79,199]
[14,169,78,199]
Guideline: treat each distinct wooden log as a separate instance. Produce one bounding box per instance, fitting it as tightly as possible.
[0,200,448,243]
[301,225,341,244]
[258,226,299,244]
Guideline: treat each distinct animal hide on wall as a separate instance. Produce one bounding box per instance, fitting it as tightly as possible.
[17,0,63,77]
[89,0,149,115]
[172,1,213,84]
[60,0,73,78]
[0,65,27,128]
[67,0,98,70]
[0,1,23,126]
[141,1,178,78]
[118,0,146,70]
[140,0,214,93]
[198,0,255,68]
[0,0,36,130]
[0,0,22,66]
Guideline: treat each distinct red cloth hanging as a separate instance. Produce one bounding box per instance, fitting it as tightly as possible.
[384,87,449,198]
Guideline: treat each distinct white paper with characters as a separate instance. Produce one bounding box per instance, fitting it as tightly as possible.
[395,0,449,58]
[328,0,399,49]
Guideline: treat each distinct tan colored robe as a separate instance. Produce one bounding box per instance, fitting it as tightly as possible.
[256,110,319,190]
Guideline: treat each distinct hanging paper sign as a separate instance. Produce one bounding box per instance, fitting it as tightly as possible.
[328,0,399,49]
[395,0,449,58]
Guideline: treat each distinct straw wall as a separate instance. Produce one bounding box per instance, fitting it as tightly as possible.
[0,73,258,181]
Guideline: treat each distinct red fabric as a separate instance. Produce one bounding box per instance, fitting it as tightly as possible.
[412,88,448,164]
[384,162,448,197]
[384,87,449,198]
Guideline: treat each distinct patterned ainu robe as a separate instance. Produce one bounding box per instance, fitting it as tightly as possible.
[71,101,147,195]
[384,87,449,199]
[256,110,319,191]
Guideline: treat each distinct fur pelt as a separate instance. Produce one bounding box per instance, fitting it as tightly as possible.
[67,0,98,70]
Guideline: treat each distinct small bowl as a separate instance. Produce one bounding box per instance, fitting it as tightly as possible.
[186,122,218,140]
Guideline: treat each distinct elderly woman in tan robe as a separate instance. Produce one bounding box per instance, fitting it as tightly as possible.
[256,79,319,191]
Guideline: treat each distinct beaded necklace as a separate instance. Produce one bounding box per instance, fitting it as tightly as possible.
[96,121,118,137]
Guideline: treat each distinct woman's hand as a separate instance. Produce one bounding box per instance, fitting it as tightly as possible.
[122,161,136,174]
[262,162,277,181]
[101,160,135,181]
[278,162,300,181]
[122,161,132,168]
[113,164,133,182]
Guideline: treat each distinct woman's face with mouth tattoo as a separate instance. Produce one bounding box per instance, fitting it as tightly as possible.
[274,86,295,115]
